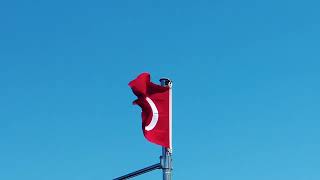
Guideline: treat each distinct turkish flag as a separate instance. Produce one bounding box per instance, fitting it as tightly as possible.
[129,73,172,149]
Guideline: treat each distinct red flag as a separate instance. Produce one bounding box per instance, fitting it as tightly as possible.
[129,73,172,149]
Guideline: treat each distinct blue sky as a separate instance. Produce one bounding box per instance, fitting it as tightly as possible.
[1,0,320,179]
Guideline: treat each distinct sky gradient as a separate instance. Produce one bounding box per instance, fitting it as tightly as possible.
[1,0,320,179]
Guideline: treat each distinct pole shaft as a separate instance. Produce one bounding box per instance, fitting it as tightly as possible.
[162,147,172,180]
[160,78,173,180]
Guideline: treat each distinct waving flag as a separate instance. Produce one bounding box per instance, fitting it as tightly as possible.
[129,73,172,149]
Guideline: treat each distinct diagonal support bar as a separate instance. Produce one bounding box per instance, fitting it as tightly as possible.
[113,163,161,180]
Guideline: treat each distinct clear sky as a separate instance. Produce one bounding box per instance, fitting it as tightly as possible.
[1,0,320,180]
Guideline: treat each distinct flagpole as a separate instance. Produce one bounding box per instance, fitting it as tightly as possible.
[160,78,173,180]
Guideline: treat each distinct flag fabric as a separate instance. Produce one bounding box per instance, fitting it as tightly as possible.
[129,73,172,149]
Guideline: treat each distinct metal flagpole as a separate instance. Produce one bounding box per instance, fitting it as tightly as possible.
[160,78,173,180]
[161,147,172,180]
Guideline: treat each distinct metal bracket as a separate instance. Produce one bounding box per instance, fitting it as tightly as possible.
[113,163,161,180]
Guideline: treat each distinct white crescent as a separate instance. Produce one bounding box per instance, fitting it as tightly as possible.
[145,97,159,131]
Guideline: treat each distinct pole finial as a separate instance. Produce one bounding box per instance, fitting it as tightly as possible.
[159,78,172,88]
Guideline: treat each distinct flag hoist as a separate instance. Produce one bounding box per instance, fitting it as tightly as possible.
[114,73,173,180]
